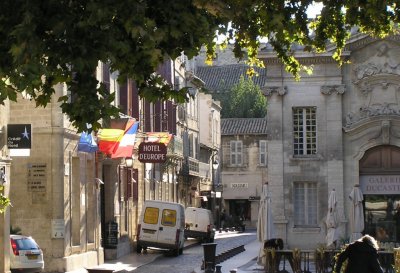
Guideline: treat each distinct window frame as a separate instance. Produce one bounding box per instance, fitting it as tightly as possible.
[259,140,267,166]
[293,107,317,156]
[293,181,318,227]
[161,209,177,227]
[230,140,243,166]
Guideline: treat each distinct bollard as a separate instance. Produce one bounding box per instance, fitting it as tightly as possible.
[205,262,214,273]
[202,243,217,272]
[215,265,222,273]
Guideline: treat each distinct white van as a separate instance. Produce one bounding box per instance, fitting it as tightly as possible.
[184,207,215,243]
[136,200,185,256]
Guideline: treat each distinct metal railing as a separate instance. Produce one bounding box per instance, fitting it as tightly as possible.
[262,249,395,273]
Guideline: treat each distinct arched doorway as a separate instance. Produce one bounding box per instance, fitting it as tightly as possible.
[360,145,400,243]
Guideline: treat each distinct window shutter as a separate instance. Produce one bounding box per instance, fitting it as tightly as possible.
[119,81,128,115]
[154,101,161,132]
[167,101,176,135]
[230,141,236,165]
[237,142,243,165]
[126,168,132,199]
[131,81,140,120]
[144,100,151,132]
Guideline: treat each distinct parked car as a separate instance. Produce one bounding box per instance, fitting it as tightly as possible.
[10,235,44,273]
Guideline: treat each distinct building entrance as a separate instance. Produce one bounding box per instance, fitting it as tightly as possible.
[360,145,400,245]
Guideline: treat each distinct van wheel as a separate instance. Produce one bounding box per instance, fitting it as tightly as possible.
[136,245,142,253]
[172,248,179,256]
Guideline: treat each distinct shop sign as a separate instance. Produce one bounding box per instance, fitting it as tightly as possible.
[138,142,167,163]
[360,175,400,194]
[231,183,248,188]
[249,196,260,201]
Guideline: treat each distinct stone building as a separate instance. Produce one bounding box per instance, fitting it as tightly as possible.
[4,84,102,272]
[193,46,268,229]
[220,118,268,228]
[0,54,221,272]
[260,33,400,249]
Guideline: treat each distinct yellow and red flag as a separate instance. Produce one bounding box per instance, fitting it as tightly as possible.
[146,132,172,145]
[97,119,136,156]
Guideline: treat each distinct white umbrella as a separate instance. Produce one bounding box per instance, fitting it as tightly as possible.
[325,189,339,247]
[349,185,364,242]
[257,183,275,266]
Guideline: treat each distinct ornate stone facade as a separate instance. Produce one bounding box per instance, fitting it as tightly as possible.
[259,35,400,249]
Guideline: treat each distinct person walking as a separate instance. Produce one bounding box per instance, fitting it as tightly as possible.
[334,234,383,273]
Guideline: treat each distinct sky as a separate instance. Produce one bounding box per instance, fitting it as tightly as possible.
[216,2,324,44]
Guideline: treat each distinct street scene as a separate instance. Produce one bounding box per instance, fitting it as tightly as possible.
[1,1,400,273]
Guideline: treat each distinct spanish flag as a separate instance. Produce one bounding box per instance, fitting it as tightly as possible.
[146,132,173,145]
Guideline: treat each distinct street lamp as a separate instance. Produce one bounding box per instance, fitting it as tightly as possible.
[212,158,219,228]
[212,159,219,171]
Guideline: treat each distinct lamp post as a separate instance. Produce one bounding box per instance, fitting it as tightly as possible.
[212,157,219,228]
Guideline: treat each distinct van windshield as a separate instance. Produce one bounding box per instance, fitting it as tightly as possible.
[161,209,177,226]
[144,207,159,224]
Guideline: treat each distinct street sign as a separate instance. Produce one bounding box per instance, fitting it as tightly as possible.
[138,142,167,163]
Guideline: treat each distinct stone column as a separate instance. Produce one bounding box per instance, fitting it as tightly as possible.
[321,85,346,235]
[264,86,288,240]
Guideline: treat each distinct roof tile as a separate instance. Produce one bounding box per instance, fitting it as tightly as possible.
[221,118,267,135]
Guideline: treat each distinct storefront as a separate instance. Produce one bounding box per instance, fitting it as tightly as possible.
[360,145,400,246]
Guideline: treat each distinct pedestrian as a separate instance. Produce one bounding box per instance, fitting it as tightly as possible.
[220,209,226,229]
[334,234,383,273]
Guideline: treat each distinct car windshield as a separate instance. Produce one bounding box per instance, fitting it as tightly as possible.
[14,238,38,250]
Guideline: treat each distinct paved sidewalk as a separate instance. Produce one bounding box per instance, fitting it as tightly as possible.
[66,239,200,273]
[66,230,260,273]
[193,238,263,273]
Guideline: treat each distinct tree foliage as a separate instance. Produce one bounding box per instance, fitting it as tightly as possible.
[222,76,266,118]
[0,1,399,130]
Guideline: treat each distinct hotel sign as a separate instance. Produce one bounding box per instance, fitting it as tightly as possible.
[138,142,167,163]
[360,175,400,194]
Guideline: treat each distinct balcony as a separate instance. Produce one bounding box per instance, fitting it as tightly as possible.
[198,161,210,179]
[167,136,183,158]
[188,157,199,176]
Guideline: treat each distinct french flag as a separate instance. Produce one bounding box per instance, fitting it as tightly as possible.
[111,121,140,158]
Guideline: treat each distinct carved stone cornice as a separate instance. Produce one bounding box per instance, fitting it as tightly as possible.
[263,86,287,96]
[261,56,339,65]
[320,85,346,95]
[344,103,400,129]
[345,35,400,52]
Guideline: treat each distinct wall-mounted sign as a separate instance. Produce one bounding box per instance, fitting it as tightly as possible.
[138,142,167,163]
[27,163,46,192]
[360,175,400,195]
[231,183,248,188]
[249,196,260,201]
[7,124,32,149]
[51,219,65,239]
